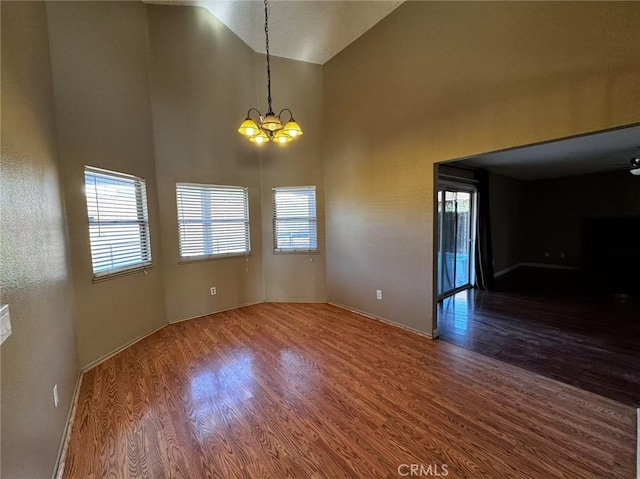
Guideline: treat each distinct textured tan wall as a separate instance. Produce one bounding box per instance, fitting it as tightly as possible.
[258,56,327,302]
[0,2,80,477]
[147,5,265,322]
[46,2,167,367]
[324,1,640,334]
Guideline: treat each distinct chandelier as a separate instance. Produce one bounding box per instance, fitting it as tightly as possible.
[237,0,303,144]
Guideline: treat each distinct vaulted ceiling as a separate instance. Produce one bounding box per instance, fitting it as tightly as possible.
[145,0,403,65]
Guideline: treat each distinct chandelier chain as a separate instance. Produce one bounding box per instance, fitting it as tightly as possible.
[238,0,302,143]
[264,0,272,113]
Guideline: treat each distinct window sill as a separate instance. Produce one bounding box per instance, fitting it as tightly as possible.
[178,252,252,264]
[273,249,320,255]
[92,263,154,283]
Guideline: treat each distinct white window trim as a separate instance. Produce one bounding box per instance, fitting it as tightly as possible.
[272,185,318,253]
[176,182,251,262]
[84,166,152,280]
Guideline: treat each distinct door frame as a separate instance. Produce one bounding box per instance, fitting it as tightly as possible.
[436,179,478,301]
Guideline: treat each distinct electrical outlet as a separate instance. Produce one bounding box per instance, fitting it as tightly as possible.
[53,384,59,408]
[560,252,565,259]
[376,290,383,300]
[210,287,217,296]
[544,252,550,258]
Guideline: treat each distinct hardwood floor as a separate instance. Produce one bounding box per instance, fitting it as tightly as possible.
[63,303,636,478]
[438,287,640,406]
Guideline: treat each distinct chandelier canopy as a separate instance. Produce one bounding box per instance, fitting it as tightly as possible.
[237,0,303,144]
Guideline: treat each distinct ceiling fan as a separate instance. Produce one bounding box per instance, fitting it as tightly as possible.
[610,148,640,176]
[630,156,640,176]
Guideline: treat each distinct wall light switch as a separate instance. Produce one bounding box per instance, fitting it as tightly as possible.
[0,304,11,345]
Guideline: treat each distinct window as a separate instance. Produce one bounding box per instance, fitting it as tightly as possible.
[176,183,250,260]
[272,186,318,252]
[84,166,152,277]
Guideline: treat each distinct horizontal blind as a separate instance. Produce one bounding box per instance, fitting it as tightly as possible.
[176,183,250,259]
[273,186,318,251]
[84,166,152,277]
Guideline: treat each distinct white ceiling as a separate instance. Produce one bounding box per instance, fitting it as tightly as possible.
[146,0,403,65]
[459,125,640,181]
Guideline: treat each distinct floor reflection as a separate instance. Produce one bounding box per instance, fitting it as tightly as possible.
[438,289,474,333]
[436,286,640,405]
[189,350,255,438]
[278,348,319,402]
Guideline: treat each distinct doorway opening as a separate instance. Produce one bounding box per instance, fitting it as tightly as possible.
[436,179,477,300]
[431,123,640,406]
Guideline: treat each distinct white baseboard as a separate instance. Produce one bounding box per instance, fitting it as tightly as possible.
[168,300,328,325]
[520,262,583,271]
[265,299,328,304]
[85,300,320,369]
[81,323,166,372]
[494,262,583,278]
[168,300,265,324]
[52,372,83,479]
[329,302,433,340]
[494,263,521,278]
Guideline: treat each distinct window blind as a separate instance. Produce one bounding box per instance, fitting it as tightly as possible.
[84,166,152,277]
[176,183,250,260]
[272,186,318,252]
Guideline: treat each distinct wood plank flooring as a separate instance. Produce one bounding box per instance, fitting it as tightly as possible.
[438,288,640,406]
[63,303,636,478]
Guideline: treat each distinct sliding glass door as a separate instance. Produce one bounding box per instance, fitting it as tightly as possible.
[437,185,476,298]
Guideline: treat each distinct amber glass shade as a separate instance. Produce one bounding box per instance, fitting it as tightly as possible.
[261,113,283,132]
[272,130,292,144]
[282,120,303,138]
[249,130,269,144]
[238,118,259,137]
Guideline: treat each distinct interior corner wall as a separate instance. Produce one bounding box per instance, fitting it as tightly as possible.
[1,2,80,478]
[489,172,525,274]
[323,1,640,334]
[40,1,326,364]
[258,55,327,302]
[46,1,167,368]
[146,5,265,322]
